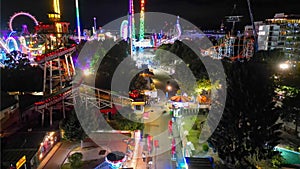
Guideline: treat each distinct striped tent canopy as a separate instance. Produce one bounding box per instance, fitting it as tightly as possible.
[170,95,190,102]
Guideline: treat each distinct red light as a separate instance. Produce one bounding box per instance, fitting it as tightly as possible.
[154,140,159,148]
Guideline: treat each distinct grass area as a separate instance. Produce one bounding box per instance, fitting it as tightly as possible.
[61,163,71,169]
[61,159,104,169]
[186,130,201,150]
[72,145,98,151]
[182,115,209,155]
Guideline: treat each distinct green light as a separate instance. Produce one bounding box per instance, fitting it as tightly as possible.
[139,0,145,40]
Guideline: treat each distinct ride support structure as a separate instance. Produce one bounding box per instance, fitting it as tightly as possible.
[34,46,76,126]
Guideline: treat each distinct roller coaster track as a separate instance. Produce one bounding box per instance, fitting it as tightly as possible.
[201,37,254,60]
[35,45,76,64]
[34,83,133,111]
[75,84,133,110]
[32,45,133,121]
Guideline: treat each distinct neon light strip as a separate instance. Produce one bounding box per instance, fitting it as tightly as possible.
[9,12,39,32]
[131,0,135,39]
[6,37,19,51]
[139,0,145,40]
[19,36,44,51]
[0,39,10,53]
[54,0,60,16]
[75,0,81,42]
[128,0,133,39]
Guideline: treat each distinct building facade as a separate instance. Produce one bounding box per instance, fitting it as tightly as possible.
[258,13,300,60]
[257,24,281,51]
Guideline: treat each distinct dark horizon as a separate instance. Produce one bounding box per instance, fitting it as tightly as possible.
[1,0,300,32]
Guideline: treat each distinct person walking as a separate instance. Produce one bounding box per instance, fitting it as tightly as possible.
[142,152,146,162]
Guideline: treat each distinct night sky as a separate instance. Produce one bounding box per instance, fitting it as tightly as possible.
[1,0,300,32]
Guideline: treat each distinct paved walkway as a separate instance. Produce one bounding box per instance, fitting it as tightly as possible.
[172,118,185,169]
[123,140,147,169]
[38,138,142,169]
[38,141,75,169]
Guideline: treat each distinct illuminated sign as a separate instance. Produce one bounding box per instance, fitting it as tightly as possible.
[16,156,26,169]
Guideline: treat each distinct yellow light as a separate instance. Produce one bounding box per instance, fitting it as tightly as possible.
[49,131,55,137]
[56,23,62,33]
[84,69,91,76]
[279,63,290,70]
[54,0,60,16]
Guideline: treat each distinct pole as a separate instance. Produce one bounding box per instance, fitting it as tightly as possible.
[50,107,53,126]
[42,109,45,127]
[93,17,97,32]
[75,0,81,43]
[128,0,133,57]
[155,147,157,169]
[247,0,257,51]
[50,60,53,94]
[69,54,76,75]
[43,62,47,95]
[65,54,71,79]
[57,57,65,119]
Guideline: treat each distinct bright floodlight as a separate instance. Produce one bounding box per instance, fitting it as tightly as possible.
[83,69,91,76]
[279,63,289,70]
[167,85,172,91]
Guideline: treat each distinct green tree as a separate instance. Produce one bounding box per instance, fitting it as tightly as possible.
[266,48,300,138]
[282,88,300,136]
[68,152,83,169]
[208,57,282,168]
[95,40,134,90]
[129,74,150,91]
[154,40,211,95]
[108,107,144,131]
[194,78,220,101]
[154,43,172,66]
[60,110,86,141]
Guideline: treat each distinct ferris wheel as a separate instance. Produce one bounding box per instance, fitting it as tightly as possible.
[9,12,39,32]
[120,20,129,40]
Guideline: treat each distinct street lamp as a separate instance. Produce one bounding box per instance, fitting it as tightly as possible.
[83,69,91,76]
[166,85,172,99]
[167,85,172,91]
[279,63,290,70]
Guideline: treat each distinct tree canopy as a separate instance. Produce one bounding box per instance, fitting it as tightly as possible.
[208,56,282,168]
[68,152,83,169]
[1,51,43,92]
[60,110,86,141]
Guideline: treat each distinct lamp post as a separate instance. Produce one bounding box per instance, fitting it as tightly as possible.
[279,63,290,70]
[166,85,172,99]
[154,140,159,169]
[93,17,97,31]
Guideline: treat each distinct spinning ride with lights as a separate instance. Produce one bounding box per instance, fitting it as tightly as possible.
[9,12,39,32]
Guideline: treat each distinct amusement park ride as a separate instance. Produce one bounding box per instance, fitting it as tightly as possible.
[201,2,256,61]
[0,0,78,126]
[0,0,258,126]
[1,0,144,127]
[121,0,256,61]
